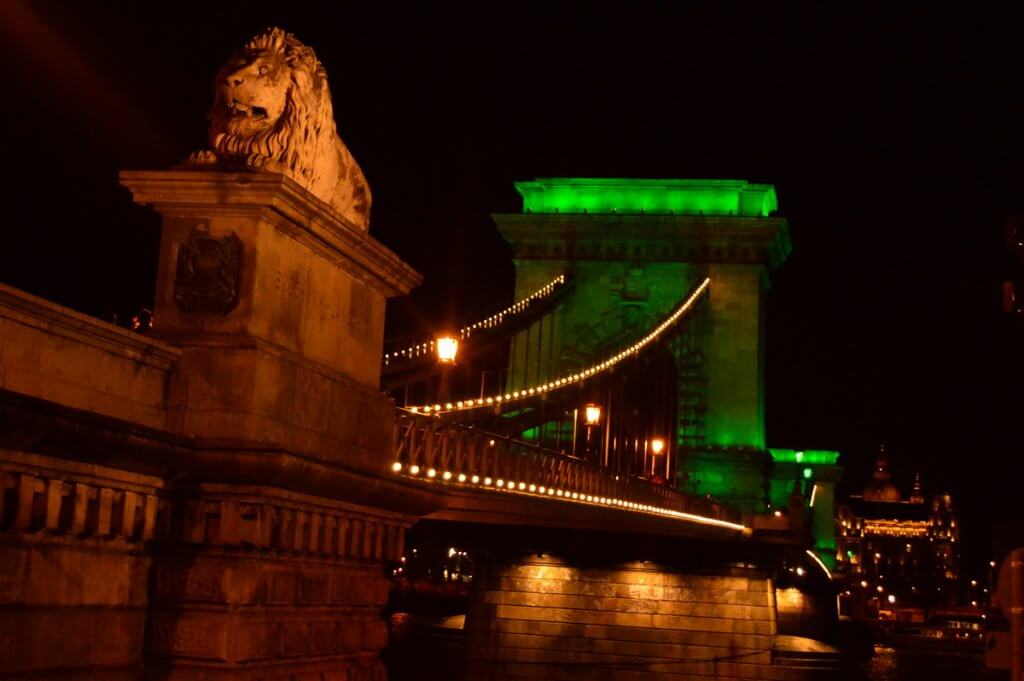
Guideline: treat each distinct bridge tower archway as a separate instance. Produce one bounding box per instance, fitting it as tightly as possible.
[494,179,791,513]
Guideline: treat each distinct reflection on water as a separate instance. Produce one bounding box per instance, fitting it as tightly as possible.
[385,612,465,680]
[865,645,986,681]
[867,646,898,680]
[387,616,990,681]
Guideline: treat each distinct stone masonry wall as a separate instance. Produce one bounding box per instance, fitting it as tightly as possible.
[465,553,792,681]
[0,448,409,681]
[0,450,166,680]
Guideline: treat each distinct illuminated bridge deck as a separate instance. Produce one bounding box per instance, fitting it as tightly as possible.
[390,409,749,540]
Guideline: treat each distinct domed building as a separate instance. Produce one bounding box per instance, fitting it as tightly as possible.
[862,448,902,502]
[835,446,960,618]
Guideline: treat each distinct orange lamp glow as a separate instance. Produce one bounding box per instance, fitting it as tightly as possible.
[583,404,602,426]
[650,437,666,455]
[435,335,459,364]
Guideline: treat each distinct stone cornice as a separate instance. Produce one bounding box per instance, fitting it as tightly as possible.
[0,283,181,370]
[120,169,423,298]
[493,213,791,270]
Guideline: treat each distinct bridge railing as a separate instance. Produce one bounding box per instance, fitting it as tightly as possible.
[392,409,742,527]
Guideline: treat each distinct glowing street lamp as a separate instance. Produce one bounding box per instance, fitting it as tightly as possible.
[435,334,459,402]
[650,437,666,455]
[435,335,459,365]
[576,404,603,463]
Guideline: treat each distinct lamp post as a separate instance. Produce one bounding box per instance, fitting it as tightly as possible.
[649,437,666,481]
[581,403,601,462]
[435,334,459,402]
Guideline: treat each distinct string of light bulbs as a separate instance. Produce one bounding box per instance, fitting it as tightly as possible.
[389,458,747,532]
[408,277,711,415]
[383,275,568,364]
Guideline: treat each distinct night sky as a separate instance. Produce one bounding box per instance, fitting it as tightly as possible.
[2,2,1022,573]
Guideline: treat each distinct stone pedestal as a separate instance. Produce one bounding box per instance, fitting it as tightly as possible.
[116,169,424,680]
[121,170,420,465]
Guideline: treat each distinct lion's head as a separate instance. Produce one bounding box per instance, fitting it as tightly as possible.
[199,27,371,229]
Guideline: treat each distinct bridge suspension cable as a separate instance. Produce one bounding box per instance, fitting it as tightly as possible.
[408,277,711,416]
[383,274,568,365]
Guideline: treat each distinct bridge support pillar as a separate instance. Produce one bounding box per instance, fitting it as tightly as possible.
[465,550,782,681]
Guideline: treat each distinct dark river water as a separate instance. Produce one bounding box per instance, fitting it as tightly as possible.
[862,645,987,681]
[384,614,990,680]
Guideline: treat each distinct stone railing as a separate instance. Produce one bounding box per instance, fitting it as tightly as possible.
[391,409,743,529]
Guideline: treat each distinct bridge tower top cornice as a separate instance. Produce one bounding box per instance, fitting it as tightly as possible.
[493,212,791,272]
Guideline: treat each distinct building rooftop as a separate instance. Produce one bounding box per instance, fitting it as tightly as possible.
[514,178,779,217]
[846,496,930,522]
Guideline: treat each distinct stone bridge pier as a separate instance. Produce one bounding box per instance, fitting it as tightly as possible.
[404,522,838,681]
[0,170,437,680]
[468,553,779,681]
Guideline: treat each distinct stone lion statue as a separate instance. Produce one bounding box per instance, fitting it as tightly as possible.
[188,27,371,229]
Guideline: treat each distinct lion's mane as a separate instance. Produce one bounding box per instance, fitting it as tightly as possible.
[200,28,371,229]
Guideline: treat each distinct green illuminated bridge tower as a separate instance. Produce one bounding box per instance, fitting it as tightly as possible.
[495,178,791,512]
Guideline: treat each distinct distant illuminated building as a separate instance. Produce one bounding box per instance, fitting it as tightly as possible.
[836,449,959,616]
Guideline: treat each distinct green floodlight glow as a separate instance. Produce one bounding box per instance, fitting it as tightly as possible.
[803,467,813,480]
[769,449,839,466]
[514,178,778,217]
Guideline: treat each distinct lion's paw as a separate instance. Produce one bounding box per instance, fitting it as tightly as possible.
[244,153,285,173]
[186,150,219,166]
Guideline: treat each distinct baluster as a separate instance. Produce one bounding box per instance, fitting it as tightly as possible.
[440,426,451,473]
[505,439,514,483]
[448,426,458,473]
[484,434,494,480]
[455,428,465,475]
[436,426,446,473]
[512,440,522,484]
[475,433,486,478]
[405,417,416,468]
[467,432,477,478]
[425,420,437,471]
[393,417,403,462]
[494,438,504,481]
[412,417,427,469]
